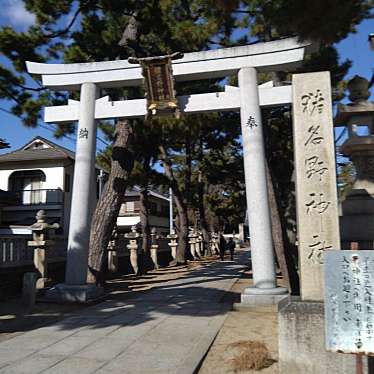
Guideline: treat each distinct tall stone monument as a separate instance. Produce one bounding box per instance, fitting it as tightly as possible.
[278,72,359,373]
[293,71,340,301]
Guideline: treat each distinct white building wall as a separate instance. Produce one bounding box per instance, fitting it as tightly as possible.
[0,166,64,191]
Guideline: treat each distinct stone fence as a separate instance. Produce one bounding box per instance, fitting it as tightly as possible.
[0,233,171,268]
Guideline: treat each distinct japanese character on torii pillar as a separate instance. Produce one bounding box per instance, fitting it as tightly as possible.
[26,37,315,303]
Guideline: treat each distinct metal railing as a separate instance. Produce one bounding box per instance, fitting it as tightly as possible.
[12,189,64,205]
[0,235,67,267]
[0,236,31,266]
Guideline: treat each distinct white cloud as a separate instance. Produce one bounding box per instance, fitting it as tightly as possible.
[2,0,35,30]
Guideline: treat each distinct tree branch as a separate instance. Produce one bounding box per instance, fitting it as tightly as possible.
[208,39,229,47]
[42,3,86,39]
[0,87,21,104]
[233,10,258,16]
[13,81,45,92]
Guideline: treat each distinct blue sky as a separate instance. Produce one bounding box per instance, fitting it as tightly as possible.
[0,1,372,155]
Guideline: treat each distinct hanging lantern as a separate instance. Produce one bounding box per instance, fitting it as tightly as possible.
[128,52,183,118]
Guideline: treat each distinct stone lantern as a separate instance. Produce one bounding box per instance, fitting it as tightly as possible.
[335,75,374,249]
[150,227,160,269]
[125,225,140,275]
[196,231,204,257]
[167,229,178,261]
[28,210,59,289]
[209,232,220,255]
[107,226,119,273]
[188,228,199,260]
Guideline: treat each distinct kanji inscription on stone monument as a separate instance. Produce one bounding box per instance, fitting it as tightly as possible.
[292,71,340,301]
[325,250,374,354]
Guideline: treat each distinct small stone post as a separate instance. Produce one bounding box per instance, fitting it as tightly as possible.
[238,223,245,243]
[167,229,178,260]
[195,232,203,257]
[107,227,119,273]
[210,233,220,255]
[188,229,199,260]
[22,272,38,308]
[199,232,205,256]
[28,210,59,289]
[125,226,140,275]
[150,227,159,269]
[233,231,241,250]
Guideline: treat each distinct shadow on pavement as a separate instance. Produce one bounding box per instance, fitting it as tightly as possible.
[0,250,251,337]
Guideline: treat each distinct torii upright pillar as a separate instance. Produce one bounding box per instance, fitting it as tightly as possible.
[66,82,98,285]
[239,67,287,304]
[50,83,103,302]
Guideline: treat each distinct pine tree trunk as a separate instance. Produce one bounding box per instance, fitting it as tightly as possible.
[266,162,300,294]
[198,181,210,255]
[139,181,151,272]
[197,137,209,254]
[140,188,150,253]
[87,119,134,284]
[185,131,192,210]
[173,192,188,263]
[159,145,188,264]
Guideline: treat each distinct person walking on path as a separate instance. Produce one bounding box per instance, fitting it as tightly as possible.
[227,237,235,260]
[219,234,227,261]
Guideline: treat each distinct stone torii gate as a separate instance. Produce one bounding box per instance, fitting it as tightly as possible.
[27,37,314,303]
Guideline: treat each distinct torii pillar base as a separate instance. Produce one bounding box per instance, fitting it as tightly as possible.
[42,284,104,304]
[240,286,288,305]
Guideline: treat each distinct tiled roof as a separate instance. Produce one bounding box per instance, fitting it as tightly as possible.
[0,148,73,163]
[0,136,74,163]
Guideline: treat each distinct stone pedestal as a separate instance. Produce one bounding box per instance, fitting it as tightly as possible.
[125,226,140,275]
[196,235,203,257]
[151,244,159,269]
[188,231,199,260]
[169,243,177,260]
[241,287,288,305]
[33,248,48,289]
[150,227,159,269]
[108,250,118,273]
[167,231,178,261]
[278,299,367,373]
[128,240,139,274]
[28,210,59,289]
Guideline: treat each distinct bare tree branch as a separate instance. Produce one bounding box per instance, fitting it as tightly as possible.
[41,2,87,39]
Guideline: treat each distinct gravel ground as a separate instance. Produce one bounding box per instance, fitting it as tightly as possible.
[198,275,281,374]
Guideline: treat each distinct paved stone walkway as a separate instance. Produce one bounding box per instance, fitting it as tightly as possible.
[0,250,249,374]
